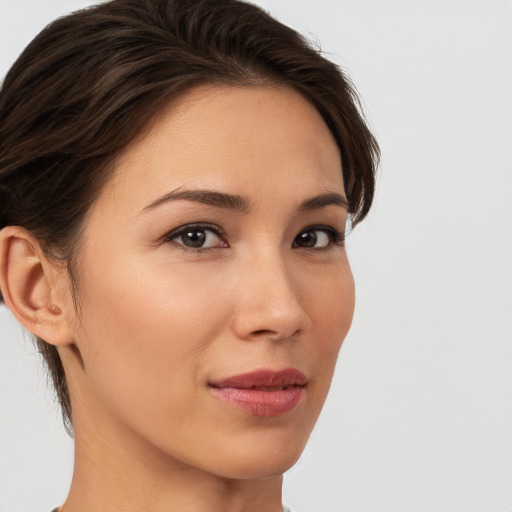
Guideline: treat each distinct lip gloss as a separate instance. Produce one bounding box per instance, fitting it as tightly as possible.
[210,386,304,416]
[209,368,307,417]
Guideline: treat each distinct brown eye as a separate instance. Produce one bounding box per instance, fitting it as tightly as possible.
[179,230,208,248]
[293,229,332,249]
[166,224,227,249]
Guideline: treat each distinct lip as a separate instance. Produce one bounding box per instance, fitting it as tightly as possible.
[209,368,307,417]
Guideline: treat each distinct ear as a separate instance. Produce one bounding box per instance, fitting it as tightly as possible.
[0,226,74,346]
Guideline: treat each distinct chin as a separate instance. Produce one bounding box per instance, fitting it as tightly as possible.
[213,454,302,481]
[200,429,310,480]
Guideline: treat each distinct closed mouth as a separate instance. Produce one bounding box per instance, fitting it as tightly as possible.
[208,368,307,417]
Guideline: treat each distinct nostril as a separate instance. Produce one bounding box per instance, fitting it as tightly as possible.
[252,329,275,336]
[250,327,302,339]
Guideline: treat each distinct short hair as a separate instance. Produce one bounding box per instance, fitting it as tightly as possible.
[0,0,379,433]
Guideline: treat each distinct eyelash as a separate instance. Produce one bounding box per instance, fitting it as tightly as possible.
[163,223,345,253]
[163,223,227,252]
[294,226,346,250]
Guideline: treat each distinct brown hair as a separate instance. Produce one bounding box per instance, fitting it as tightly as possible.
[0,0,379,433]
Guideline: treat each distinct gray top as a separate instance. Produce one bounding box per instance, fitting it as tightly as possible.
[52,507,295,511]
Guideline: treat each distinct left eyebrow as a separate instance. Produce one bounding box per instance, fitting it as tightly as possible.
[142,188,251,214]
[299,192,349,212]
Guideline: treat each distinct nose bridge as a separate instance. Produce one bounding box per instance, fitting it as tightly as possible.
[232,243,308,341]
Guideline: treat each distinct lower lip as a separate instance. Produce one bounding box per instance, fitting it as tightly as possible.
[210,386,305,417]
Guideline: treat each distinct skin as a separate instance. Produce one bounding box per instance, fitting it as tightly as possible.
[1,84,355,512]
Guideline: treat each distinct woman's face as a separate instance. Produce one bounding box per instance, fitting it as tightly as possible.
[63,84,354,479]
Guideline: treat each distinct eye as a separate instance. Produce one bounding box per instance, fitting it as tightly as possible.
[165,224,227,250]
[293,227,344,249]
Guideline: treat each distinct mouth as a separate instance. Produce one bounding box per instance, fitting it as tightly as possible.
[208,368,307,417]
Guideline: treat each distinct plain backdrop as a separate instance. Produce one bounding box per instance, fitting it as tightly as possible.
[1,1,511,511]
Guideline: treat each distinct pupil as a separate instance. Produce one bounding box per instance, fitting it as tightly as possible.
[184,230,205,247]
[299,231,316,247]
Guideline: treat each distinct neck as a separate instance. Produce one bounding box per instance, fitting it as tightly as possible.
[61,409,284,512]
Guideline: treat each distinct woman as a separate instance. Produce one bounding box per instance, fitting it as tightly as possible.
[0,0,378,510]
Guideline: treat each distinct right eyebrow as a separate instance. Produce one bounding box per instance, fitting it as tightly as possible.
[299,192,349,212]
[141,188,251,214]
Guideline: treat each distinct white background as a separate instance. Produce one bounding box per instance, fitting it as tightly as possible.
[1,1,511,511]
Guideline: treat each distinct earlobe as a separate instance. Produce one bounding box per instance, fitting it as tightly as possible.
[0,226,74,346]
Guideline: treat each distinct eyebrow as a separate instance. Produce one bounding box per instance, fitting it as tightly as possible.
[299,192,349,211]
[143,188,251,213]
[142,188,348,214]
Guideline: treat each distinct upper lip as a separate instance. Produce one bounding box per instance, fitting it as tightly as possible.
[209,368,307,389]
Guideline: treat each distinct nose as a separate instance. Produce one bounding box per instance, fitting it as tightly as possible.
[231,252,309,342]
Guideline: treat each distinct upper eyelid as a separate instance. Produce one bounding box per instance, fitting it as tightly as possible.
[297,225,345,238]
[162,223,227,252]
[294,226,345,243]
[164,222,225,240]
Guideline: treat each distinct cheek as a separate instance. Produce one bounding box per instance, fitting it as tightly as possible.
[81,251,229,338]
[305,261,355,378]
[73,254,233,416]
[312,259,355,326]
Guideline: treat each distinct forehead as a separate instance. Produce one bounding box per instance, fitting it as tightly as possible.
[98,84,344,214]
